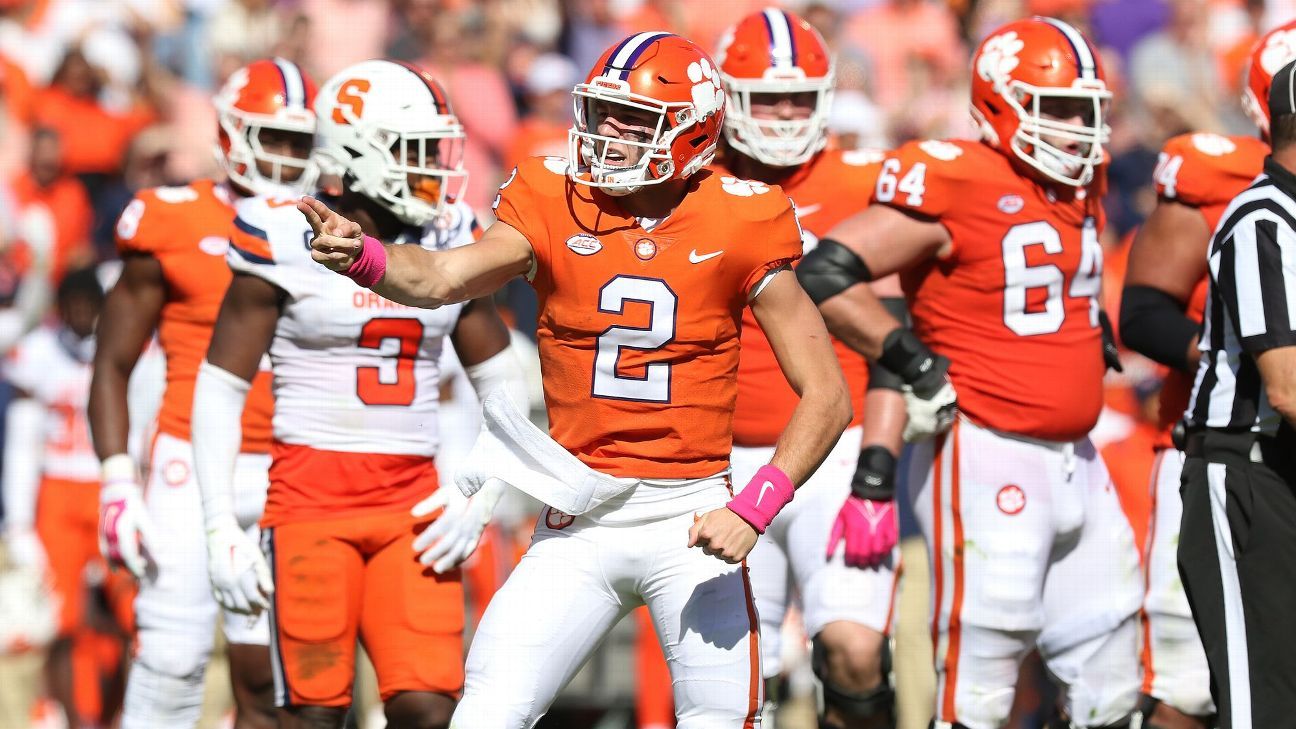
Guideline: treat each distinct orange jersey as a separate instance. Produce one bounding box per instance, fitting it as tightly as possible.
[881,140,1107,441]
[721,149,881,446]
[114,180,274,451]
[493,156,803,478]
[1150,133,1267,448]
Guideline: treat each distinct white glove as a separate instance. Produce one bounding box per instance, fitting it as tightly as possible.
[902,379,958,442]
[98,458,157,580]
[205,516,273,615]
[411,479,505,574]
[2,526,46,572]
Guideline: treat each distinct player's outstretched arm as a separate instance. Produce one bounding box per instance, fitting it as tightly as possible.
[193,273,282,615]
[1120,199,1210,374]
[298,196,533,308]
[89,253,165,579]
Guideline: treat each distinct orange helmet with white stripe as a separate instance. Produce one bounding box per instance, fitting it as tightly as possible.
[716,8,834,167]
[313,59,467,225]
[970,17,1111,187]
[214,57,318,197]
[1242,19,1296,141]
[568,32,725,194]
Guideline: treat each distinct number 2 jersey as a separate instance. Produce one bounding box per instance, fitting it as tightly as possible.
[1150,132,1267,447]
[878,139,1107,442]
[493,156,804,478]
[227,195,478,525]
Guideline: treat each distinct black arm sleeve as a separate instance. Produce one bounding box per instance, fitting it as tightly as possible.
[796,238,873,304]
[1119,284,1199,374]
[868,297,909,392]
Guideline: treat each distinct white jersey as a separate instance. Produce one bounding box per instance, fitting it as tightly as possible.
[227,196,479,457]
[5,325,98,482]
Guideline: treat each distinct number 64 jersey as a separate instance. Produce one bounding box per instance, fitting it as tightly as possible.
[493,156,803,479]
[878,139,1107,441]
[226,195,477,523]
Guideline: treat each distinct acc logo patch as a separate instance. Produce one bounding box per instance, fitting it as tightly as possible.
[565,233,602,256]
[545,507,575,530]
[996,484,1026,515]
[997,194,1024,215]
[199,236,229,256]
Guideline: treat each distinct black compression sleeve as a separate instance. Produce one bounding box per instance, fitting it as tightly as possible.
[1119,285,1199,374]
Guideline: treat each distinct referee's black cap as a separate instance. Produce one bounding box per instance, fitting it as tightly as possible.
[1270,58,1296,122]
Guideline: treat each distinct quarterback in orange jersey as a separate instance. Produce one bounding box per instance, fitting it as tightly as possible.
[712,9,905,728]
[302,32,852,728]
[798,17,1143,729]
[88,58,317,729]
[1118,20,1296,729]
[194,59,526,729]
[2,269,133,728]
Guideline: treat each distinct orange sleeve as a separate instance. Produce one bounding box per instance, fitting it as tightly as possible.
[492,157,554,273]
[740,191,803,296]
[871,140,963,220]
[114,191,164,257]
[1155,133,1266,208]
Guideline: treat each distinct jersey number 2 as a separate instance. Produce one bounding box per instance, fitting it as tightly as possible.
[1001,220,1102,336]
[593,276,677,402]
[356,318,423,406]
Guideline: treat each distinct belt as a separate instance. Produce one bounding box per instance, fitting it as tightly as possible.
[1181,429,1264,463]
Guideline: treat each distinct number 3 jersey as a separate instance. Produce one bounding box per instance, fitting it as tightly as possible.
[878,139,1107,441]
[493,156,803,479]
[227,195,477,524]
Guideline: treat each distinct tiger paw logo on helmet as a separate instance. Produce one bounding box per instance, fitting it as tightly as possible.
[976,31,1025,84]
[1261,29,1296,74]
[720,176,769,196]
[687,58,724,119]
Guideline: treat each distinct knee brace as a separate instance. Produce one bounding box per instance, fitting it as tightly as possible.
[812,637,895,727]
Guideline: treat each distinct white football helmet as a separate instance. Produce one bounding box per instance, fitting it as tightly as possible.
[314,59,468,226]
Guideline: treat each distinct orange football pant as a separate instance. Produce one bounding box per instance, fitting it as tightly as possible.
[263,509,464,708]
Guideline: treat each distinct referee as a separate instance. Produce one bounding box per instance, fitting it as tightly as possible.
[1178,58,1296,729]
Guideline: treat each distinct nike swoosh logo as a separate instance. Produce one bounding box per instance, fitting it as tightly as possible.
[689,249,723,264]
[795,202,822,216]
[754,480,775,507]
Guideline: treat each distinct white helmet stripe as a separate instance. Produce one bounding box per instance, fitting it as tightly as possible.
[1040,17,1095,80]
[273,57,306,108]
[763,8,795,69]
[607,31,672,80]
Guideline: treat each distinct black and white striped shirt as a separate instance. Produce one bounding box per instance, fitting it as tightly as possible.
[1187,157,1296,435]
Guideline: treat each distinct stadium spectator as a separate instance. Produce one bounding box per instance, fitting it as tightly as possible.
[842,0,965,112]
[8,127,91,280]
[505,52,578,168]
[1128,0,1232,135]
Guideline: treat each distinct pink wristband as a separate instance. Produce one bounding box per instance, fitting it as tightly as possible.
[344,234,387,288]
[727,464,795,534]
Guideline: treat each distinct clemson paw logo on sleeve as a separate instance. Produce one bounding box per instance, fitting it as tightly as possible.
[687,58,724,119]
[720,176,769,196]
[542,156,570,175]
[976,31,1024,83]
[1190,133,1237,157]
[919,140,964,161]
[1261,29,1296,74]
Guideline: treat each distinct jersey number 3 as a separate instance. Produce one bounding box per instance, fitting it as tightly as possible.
[356,318,423,406]
[593,276,677,403]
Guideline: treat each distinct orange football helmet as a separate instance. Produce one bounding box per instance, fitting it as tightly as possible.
[1242,20,1296,140]
[213,57,318,197]
[569,32,725,194]
[970,17,1110,187]
[716,8,833,167]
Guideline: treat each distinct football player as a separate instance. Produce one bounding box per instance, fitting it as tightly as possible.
[300,32,878,727]
[192,59,527,729]
[88,58,317,729]
[1118,19,1296,729]
[713,9,904,728]
[797,17,1142,729]
[3,267,133,728]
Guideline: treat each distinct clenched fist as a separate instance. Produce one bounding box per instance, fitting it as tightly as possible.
[688,507,759,564]
[298,196,364,272]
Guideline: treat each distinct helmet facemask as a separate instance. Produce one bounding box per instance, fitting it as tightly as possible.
[1000,80,1110,187]
[721,69,833,167]
[216,108,318,197]
[568,80,696,195]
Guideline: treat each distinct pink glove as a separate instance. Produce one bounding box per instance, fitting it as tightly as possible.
[826,496,897,568]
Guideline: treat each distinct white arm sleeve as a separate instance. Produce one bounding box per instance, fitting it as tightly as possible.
[2,398,45,529]
[192,361,250,528]
[464,345,529,415]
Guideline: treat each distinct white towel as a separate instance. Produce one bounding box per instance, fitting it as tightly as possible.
[453,389,637,515]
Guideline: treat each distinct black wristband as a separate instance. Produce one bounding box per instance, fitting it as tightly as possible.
[868,359,905,391]
[851,445,897,500]
[877,328,948,398]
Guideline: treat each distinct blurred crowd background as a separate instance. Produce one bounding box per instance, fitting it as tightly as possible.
[1,0,1294,727]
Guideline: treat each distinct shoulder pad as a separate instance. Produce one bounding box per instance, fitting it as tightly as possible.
[228,195,310,268]
[1155,133,1267,207]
